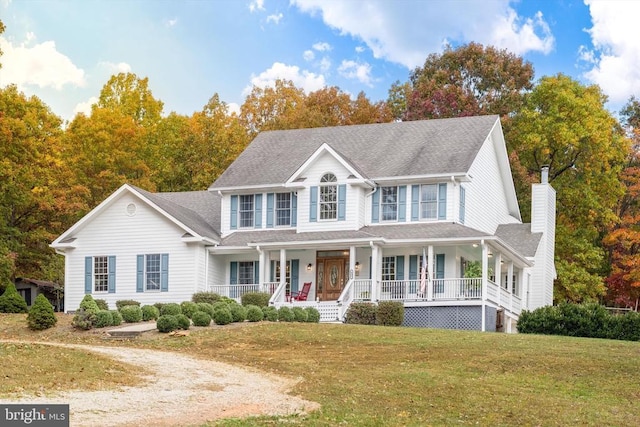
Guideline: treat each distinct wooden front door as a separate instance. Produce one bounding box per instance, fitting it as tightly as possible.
[317,257,347,301]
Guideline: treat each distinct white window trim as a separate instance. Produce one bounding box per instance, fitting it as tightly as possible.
[93,256,108,293]
[419,183,439,221]
[275,192,292,227]
[239,194,255,229]
[145,254,161,292]
[380,186,398,222]
[319,173,338,221]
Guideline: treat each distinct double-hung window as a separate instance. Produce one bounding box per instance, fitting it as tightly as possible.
[420,184,438,220]
[239,195,254,228]
[145,254,161,291]
[381,186,398,221]
[381,256,396,281]
[319,173,337,220]
[276,193,291,226]
[94,256,108,292]
[238,261,255,284]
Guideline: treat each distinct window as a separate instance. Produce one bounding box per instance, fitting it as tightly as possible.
[382,256,396,281]
[94,256,108,292]
[320,173,337,220]
[381,186,398,221]
[145,254,161,291]
[239,195,254,228]
[276,193,291,226]
[238,261,255,284]
[420,184,438,219]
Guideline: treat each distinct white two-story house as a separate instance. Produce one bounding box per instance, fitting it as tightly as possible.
[51,115,555,332]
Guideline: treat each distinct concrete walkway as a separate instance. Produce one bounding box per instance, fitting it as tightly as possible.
[107,321,157,337]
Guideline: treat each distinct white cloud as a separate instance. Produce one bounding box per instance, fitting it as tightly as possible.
[319,56,331,73]
[73,96,98,117]
[0,34,85,90]
[292,0,554,69]
[303,50,315,61]
[243,62,326,95]
[227,102,241,116]
[355,46,365,53]
[249,0,264,13]
[312,42,331,52]
[580,0,640,105]
[1,0,11,8]
[266,13,284,24]
[99,61,132,74]
[338,60,374,86]
[166,18,178,27]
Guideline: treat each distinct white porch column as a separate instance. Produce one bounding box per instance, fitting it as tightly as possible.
[427,245,434,301]
[349,246,356,281]
[370,243,379,301]
[507,262,514,312]
[258,247,266,289]
[279,249,287,287]
[495,252,502,308]
[265,251,272,284]
[481,242,488,332]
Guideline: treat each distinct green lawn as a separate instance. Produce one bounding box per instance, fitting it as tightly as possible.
[1,314,639,426]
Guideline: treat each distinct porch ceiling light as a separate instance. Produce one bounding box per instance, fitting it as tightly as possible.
[355,261,360,271]
[472,243,478,248]
[307,263,312,271]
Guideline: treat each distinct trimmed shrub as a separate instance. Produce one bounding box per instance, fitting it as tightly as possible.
[160,303,182,316]
[95,299,109,310]
[246,305,264,322]
[116,300,140,310]
[196,302,215,317]
[304,307,321,323]
[292,307,308,322]
[278,306,295,322]
[263,306,279,322]
[212,301,230,312]
[229,304,247,322]
[153,302,165,312]
[141,305,160,321]
[110,310,123,326]
[0,283,28,313]
[94,310,114,328]
[27,294,57,330]
[192,292,221,305]
[176,314,191,330]
[345,302,378,325]
[376,301,404,326]
[79,294,100,315]
[72,309,95,330]
[192,311,212,326]
[213,307,233,325]
[120,305,143,323]
[241,292,271,308]
[180,301,198,319]
[156,315,179,333]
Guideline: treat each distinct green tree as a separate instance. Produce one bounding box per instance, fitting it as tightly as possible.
[507,74,630,302]
[27,293,57,330]
[405,42,534,121]
[96,72,164,126]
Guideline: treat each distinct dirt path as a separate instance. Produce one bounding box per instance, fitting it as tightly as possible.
[0,340,319,426]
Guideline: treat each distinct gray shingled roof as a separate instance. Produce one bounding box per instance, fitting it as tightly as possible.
[210,115,499,189]
[221,223,492,246]
[132,186,221,241]
[494,224,542,257]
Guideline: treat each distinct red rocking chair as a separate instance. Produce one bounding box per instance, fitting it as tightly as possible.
[290,282,312,302]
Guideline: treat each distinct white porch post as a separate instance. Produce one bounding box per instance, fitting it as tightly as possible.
[507,262,514,312]
[481,242,488,332]
[371,243,379,301]
[257,247,266,288]
[279,249,287,294]
[495,252,502,308]
[349,246,356,281]
[265,251,272,285]
[427,245,434,301]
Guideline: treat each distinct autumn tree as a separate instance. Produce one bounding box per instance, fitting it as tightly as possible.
[96,72,164,126]
[403,42,534,121]
[240,79,306,135]
[507,74,630,302]
[602,96,640,308]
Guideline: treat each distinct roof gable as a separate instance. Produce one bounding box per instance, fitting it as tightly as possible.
[286,143,367,185]
[210,115,500,189]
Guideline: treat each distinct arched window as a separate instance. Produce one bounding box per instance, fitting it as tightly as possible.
[320,173,337,220]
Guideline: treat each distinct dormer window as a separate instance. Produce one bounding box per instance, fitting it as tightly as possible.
[320,173,337,220]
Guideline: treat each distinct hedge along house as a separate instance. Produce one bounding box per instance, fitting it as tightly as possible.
[51,115,555,332]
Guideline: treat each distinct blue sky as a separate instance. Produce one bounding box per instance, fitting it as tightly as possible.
[1,0,638,122]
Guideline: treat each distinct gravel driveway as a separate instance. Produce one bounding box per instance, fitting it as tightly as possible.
[0,341,319,426]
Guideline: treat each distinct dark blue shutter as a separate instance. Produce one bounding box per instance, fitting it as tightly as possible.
[84,256,92,294]
[371,188,380,223]
[291,259,299,293]
[230,195,238,230]
[266,193,274,228]
[338,184,346,221]
[398,186,407,222]
[254,194,262,228]
[160,254,169,292]
[291,193,297,226]
[409,255,418,280]
[310,186,318,222]
[136,255,144,293]
[411,185,419,221]
[396,256,404,280]
[230,262,238,285]
[254,261,260,285]
[369,256,372,279]
[438,183,447,220]
[459,186,466,224]
[108,256,116,293]
[436,254,445,279]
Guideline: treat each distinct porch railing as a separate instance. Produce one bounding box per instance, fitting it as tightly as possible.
[351,279,373,301]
